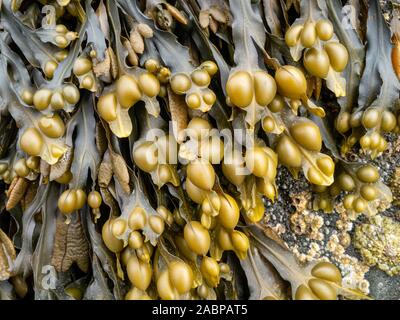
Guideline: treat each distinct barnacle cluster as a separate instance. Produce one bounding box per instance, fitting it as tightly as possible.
[354,215,400,276]
[0,0,398,301]
[289,191,324,241]
[290,211,324,241]
[389,167,400,204]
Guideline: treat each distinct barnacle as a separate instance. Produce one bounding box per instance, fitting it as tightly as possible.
[354,215,400,276]
[0,0,398,301]
[389,167,400,205]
